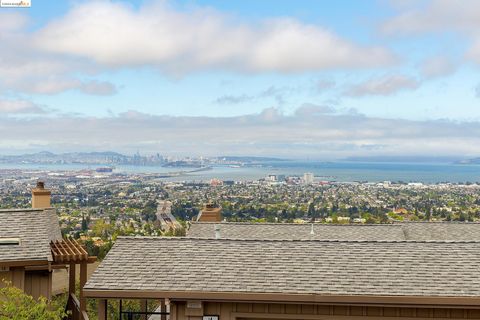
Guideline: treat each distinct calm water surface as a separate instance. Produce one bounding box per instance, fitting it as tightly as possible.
[1,161,480,183]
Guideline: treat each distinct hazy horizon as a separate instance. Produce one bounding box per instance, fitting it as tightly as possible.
[0,149,469,164]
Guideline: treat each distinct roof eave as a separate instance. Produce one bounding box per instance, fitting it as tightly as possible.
[0,259,50,268]
[82,289,480,308]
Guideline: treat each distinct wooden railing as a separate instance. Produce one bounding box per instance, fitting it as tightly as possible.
[65,293,89,320]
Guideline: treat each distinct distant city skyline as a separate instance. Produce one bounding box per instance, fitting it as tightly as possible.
[1,0,480,158]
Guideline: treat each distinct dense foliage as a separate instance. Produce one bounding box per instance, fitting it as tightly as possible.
[0,282,65,320]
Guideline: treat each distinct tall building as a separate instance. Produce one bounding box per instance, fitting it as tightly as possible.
[266,174,277,182]
[303,172,314,184]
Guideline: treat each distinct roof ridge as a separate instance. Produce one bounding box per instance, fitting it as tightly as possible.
[191,221,480,225]
[190,222,399,227]
[117,236,480,244]
[395,221,480,224]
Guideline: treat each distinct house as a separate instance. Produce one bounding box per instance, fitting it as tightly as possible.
[0,207,62,299]
[84,236,480,319]
[187,221,406,240]
[84,220,480,319]
[187,221,480,241]
[0,182,96,320]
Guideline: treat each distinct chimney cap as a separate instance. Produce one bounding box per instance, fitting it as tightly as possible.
[36,181,45,189]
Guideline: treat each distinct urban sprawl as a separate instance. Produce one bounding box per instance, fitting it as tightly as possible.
[2,168,480,259]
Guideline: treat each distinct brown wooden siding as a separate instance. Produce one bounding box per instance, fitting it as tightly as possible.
[0,267,25,290]
[24,270,52,300]
[171,301,480,320]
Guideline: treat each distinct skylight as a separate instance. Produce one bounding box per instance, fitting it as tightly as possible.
[0,238,20,245]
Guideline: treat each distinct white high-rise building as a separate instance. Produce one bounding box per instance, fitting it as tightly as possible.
[266,174,277,182]
[303,172,314,184]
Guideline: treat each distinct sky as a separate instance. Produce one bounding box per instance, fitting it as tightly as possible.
[1,0,480,159]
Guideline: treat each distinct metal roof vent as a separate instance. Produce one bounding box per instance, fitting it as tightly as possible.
[310,223,315,236]
[214,224,221,239]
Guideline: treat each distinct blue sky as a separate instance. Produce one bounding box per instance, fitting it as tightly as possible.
[1,0,480,158]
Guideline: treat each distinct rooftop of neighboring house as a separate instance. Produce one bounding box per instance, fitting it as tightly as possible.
[0,208,62,265]
[84,236,480,304]
[186,221,480,241]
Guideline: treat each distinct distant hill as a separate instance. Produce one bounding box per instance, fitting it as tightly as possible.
[68,151,125,157]
[0,151,131,165]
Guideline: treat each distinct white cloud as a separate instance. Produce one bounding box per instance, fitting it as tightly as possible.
[2,75,118,96]
[34,1,396,73]
[0,2,396,97]
[214,86,296,105]
[0,106,479,158]
[381,0,480,35]
[214,94,253,105]
[382,0,480,65]
[24,77,82,95]
[294,103,335,116]
[80,81,117,96]
[468,38,480,64]
[0,12,28,32]
[420,56,456,79]
[0,12,84,94]
[0,99,44,113]
[346,74,420,97]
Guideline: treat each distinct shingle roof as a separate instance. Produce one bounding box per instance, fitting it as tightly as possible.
[0,208,62,263]
[187,222,405,240]
[84,237,480,298]
[187,221,480,241]
[399,222,480,241]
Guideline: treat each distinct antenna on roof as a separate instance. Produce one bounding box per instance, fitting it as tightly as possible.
[310,223,315,236]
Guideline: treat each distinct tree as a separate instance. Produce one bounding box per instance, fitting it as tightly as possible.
[0,281,65,320]
[92,219,113,238]
[81,212,88,231]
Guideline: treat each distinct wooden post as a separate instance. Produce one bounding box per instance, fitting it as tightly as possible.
[69,263,76,296]
[161,299,167,320]
[170,302,176,320]
[97,299,107,320]
[140,299,148,320]
[79,261,87,320]
[69,263,78,320]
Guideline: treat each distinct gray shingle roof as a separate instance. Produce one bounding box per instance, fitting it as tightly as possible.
[85,237,480,298]
[0,208,62,263]
[400,222,480,241]
[187,221,480,241]
[187,222,405,240]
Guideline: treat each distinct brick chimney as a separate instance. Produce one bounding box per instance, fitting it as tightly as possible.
[197,202,222,222]
[32,181,51,209]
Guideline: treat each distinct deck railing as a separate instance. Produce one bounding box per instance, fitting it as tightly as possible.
[119,299,169,320]
[65,293,89,320]
[119,310,169,320]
